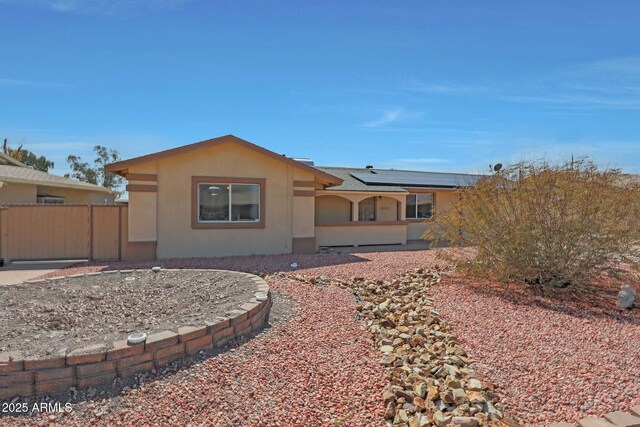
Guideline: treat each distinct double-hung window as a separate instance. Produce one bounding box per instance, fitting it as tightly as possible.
[406,193,434,219]
[195,180,262,225]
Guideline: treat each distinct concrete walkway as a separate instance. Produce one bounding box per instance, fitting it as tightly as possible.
[0,260,82,286]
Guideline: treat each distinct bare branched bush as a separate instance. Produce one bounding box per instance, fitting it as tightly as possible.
[425,158,640,288]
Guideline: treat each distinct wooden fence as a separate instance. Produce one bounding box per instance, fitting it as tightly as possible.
[0,205,128,262]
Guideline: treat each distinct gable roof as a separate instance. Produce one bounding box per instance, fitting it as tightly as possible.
[106,135,343,186]
[0,165,113,193]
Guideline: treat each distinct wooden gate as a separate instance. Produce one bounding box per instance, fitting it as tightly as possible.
[0,205,124,262]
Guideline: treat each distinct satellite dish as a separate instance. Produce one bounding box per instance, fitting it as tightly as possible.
[494,163,503,172]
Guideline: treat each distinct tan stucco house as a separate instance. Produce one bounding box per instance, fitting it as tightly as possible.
[106,135,481,260]
[0,153,114,205]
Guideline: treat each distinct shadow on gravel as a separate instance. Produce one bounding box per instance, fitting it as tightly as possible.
[44,252,371,276]
[456,276,640,326]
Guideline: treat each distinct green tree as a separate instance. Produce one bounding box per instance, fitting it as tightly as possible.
[65,145,124,194]
[2,138,54,172]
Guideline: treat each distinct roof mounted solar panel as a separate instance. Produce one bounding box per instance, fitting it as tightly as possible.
[349,170,483,188]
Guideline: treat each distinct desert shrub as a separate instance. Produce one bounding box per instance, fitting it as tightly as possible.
[425,158,640,288]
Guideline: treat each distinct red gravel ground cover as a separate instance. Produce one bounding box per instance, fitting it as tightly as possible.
[38,249,455,281]
[7,248,639,426]
[1,276,387,427]
[430,274,640,426]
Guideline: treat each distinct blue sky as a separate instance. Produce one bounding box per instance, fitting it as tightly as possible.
[1,0,639,177]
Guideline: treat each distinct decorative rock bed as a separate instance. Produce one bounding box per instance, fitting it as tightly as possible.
[0,269,272,400]
[289,269,514,427]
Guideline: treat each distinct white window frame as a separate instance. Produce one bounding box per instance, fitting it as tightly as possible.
[197,182,261,223]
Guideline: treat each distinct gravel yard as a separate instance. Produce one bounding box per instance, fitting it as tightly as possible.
[430,275,640,426]
[0,270,255,359]
[1,276,386,427]
[2,248,638,426]
[37,248,459,281]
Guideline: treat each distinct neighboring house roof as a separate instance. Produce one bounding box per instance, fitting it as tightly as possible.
[317,166,484,192]
[620,174,640,186]
[0,165,113,193]
[316,167,408,192]
[0,152,28,167]
[105,134,343,186]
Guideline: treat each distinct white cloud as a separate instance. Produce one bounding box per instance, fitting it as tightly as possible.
[500,93,640,109]
[0,0,192,16]
[23,142,95,151]
[584,56,640,77]
[398,79,486,95]
[364,108,404,127]
[392,57,640,110]
[502,56,640,110]
[363,108,423,128]
[0,77,74,88]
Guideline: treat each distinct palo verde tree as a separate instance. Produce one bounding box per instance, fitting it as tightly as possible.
[425,158,640,288]
[65,145,124,195]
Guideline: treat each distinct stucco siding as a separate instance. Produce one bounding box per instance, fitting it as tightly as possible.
[125,162,158,243]
[0,182,37,204]
[37,185,113,204]
[153,141,296,258]
[316,224,407,247]
[128,192,158,241]
[315,195,351,223]
[293,196,315,238]
[377,196,399,221]
[407,222,428,241]
[293,169,315,181]
[292,167,315,237]
[129,162,158,175]
[407,190,459,240]
[0,182,112,205]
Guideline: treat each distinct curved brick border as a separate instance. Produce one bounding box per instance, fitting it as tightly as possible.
[0,269,272,400]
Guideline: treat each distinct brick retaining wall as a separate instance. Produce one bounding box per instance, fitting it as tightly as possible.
[0,269,272,400]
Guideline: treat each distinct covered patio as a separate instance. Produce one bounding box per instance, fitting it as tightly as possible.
[314,191,408,247]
